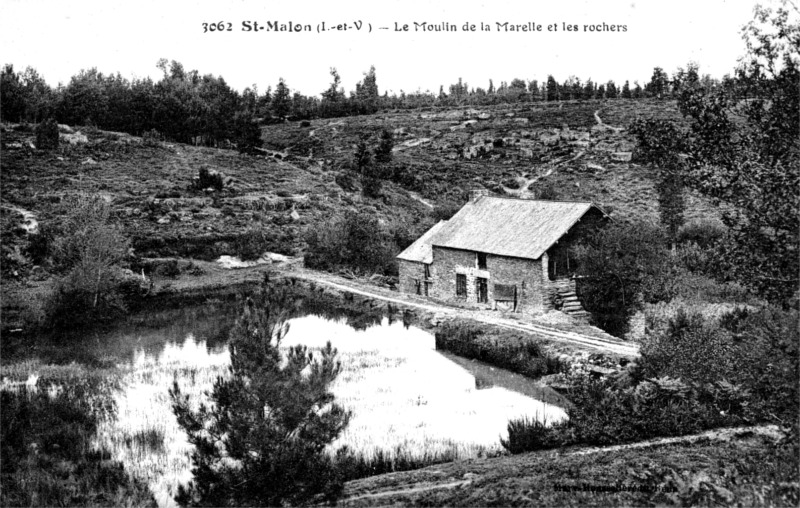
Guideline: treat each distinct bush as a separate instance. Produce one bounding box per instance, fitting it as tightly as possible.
[335,171,358,192]
[574,221,673,337]
[39,195,137,329]
[435,322,566,378]
[195,167,224,191]
[141,128,162,147]
[304,210,395,276]
[501,416,571,454]
[232,228,269,261]
[431,200,463,221]
[530,181,560,200]
[1,380,155,507]
[640,308,736,384]
[677,219,726,248]
[35,118,59,149]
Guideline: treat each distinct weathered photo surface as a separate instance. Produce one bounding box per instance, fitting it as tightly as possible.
[1,0,797,506]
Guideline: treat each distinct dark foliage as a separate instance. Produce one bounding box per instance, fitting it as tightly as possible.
[195,167,224,191]
[304,210,395,276]
[232,228,270,261]
[170,277,351,506]
[35,117,59,149]
[374,128,394,163]
[574,221,673,337]
[501,416,571,454]
[435,322,566,378]
[677,219,726,248]
[1,383,155,507]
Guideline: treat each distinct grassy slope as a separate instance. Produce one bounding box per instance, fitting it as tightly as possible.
[340,432,797,507]
[1,98,716,268]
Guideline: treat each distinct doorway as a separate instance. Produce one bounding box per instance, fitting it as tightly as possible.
[476,277,488,303]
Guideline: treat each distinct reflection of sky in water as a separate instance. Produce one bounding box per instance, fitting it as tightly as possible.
[107,313,566,507]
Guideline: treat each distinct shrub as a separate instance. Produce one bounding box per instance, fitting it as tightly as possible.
[35,118,59,149]
[501,177,521,189]
[335,171,358,192]
[435,322,566,378]
[232,228,269,261]
[640,308,736,384]
[232,112,262,154]
[574,221,673,337]
[431,200,463,221]
[501,416,571,453]
[170,277,350,506]
[361,176,383,197]
[374,129,394,163]
[530,181,560,200]
[677,219,726,248]
[304,210,395,276]
[141,128,162,147]
[195,168,224,191]
[1,381,155,507]
[154,259,180,278]
[44,195,137,329]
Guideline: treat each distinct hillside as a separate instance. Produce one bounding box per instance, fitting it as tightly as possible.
[1,99,715,268]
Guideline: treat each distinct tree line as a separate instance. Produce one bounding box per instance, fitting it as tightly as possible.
[2,58,737,147]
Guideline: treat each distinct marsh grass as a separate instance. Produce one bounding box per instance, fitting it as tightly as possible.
[83,314,567,505]
[0,367,155,507]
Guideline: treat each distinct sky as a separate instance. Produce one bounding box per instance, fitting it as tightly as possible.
[0,0,765,97]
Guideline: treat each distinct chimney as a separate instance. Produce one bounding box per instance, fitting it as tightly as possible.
[469,189,489,203]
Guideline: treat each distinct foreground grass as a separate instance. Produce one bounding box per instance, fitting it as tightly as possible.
[0,364,156,507]
[341,432,799,506]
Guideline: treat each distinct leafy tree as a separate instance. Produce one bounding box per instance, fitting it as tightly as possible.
[0,64,25,122]
[232,111,262,153]
[545,75,558,101]
[170,277,350,506]
[629,119,686,249]
[632,81,643,98]
[645,66,670,98]
[621,80,632,99]
[575,222,672,337]
[46,195,135,328]
[271,78,291,120]
[304,210,394,275]
[606,80,618,99]
[676,2,799,305]
[374,128,394,163]
[355,66,379,113]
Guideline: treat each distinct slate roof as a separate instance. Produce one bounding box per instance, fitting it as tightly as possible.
[430,196,602,260]
[396,220,448,264]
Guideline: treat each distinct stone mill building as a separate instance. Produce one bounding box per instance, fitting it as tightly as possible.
[397,191,609,316]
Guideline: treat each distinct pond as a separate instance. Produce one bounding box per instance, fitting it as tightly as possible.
[17,298,568,507]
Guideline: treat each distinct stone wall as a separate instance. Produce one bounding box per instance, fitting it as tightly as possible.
[430,246,550,314]
[398,259,425,295]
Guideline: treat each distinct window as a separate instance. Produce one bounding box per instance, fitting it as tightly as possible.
[477,252,487,270]
[424,263,431,279]
[456,274,467,297]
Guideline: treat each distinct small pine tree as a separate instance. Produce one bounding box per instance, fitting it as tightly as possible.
[35,118,59,149]
[170,277,351,506]
[374,129,394,163]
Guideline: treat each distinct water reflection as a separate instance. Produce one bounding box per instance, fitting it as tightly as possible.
[22,294,568,507]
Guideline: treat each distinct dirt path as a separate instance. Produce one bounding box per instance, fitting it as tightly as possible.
[408,191,435,209]
[284,266,638,357]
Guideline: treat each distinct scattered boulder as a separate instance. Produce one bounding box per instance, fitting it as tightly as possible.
[611,152,632,162]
